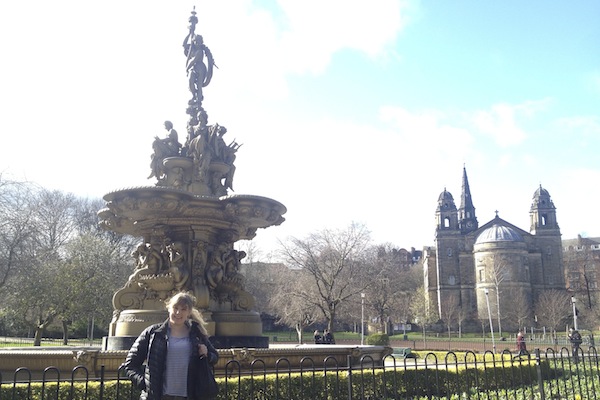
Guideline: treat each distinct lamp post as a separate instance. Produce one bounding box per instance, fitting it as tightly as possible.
[571,296,578,330]
[484,288,496,353]
[361,293,366,345]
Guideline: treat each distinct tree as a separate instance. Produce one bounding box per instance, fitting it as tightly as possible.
[1,186,134,343]
[440,296,460,342]
[504,288,531,331]
[268,268,321,343]
[279,222,372,331]
[535,290,571,334]
[363,244,421,334]
[58,233,132,343]
[489,254,510,336]
[410,287,435,339]
[0,178,39,292]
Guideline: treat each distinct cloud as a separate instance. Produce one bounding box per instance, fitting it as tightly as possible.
[278,0,415,74]
[556,115,600,136]
[379,106,474,164]
[471,103,526,147]
[469,99,551,147]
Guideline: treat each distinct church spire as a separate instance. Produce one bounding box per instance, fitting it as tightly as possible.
[459,165,478,233]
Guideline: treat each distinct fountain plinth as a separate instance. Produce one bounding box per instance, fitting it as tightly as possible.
[99,10,286,350]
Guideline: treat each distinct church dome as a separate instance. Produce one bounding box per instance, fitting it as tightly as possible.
[437,189,454,202]
[531,184,555,210]
[475,224,524,244]
[436,189,457,211]
[533,186,550,198]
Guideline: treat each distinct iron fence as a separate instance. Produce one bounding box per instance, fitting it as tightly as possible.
[0,346,598,399]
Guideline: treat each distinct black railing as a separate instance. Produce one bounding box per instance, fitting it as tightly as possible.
[1,346,598,399]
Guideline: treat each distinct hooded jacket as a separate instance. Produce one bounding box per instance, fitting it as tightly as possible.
[123,319,219,400]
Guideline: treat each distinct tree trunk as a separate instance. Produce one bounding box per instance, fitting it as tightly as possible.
[327,313,334,332]
[62,319,69,345]
[295,323,303,344]
[33,314,55,346]
[33,325,44,346]
[495,289,503,336]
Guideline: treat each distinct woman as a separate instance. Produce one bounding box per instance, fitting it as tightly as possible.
[516,330,527,356]
[123,292,219,400]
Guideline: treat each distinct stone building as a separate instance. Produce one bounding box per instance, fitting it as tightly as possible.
[423,167,566,331]
[562,235,600,309]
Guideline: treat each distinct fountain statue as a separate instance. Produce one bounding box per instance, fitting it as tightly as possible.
[98,8,286,350]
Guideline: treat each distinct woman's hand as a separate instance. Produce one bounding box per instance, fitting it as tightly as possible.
[198,343,208,358]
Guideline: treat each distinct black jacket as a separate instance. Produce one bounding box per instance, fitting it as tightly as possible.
[123,319,219,400]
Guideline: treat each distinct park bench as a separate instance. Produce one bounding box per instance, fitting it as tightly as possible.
[392,347,416,358]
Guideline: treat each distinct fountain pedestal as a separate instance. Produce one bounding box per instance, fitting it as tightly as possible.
[99,189,285,350]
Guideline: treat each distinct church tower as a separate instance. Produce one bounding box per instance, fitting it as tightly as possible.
[458,166,478,234]
[436,189,458,231]
[529,185,565,291]
[530,185,559,234]
[432,189,462,320]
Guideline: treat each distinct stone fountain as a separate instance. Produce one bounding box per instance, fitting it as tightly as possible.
[0,9,391,377]
[98,8,286,350]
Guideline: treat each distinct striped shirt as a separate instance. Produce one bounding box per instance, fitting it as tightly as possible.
[163,335,191,397]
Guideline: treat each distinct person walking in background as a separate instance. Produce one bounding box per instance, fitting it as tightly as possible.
[568,328,583,363]
[123,292,219,400]
[516,329,528,357]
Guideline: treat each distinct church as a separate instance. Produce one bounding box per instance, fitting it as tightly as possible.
[423,167,566,330]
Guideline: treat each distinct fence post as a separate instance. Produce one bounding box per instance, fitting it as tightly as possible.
[99,365,105,400]
[534,348,546,400]
[346,355,353,400]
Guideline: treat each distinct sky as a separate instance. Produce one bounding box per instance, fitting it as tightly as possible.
[1,1,599,260]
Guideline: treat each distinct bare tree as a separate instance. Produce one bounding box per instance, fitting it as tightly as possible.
[440,296,460,342]
[489,254,510,335]
[457,306,469,338]
[410,286,435,339]
[364,245,422,335]
[241,261,277,315]
[268,268,320,343]
[504,288,531,331]
[279,222,372,331]
[535,290,571,334]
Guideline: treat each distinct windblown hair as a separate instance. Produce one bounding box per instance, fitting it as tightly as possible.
[165,292,208,336]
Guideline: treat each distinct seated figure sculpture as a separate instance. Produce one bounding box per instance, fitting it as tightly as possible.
[149,121,182,180]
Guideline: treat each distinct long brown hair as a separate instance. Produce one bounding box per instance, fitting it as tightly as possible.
[165,292,208,336]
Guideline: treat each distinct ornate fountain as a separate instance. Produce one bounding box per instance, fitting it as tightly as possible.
[98,9,286,350]
[0,8,392,376]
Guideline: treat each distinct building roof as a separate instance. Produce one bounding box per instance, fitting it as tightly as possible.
[475,223,524,244]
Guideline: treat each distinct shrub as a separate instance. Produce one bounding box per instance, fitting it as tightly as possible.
[366,333,390,346]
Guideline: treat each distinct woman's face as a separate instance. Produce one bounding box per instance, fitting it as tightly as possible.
[169,302,191,327]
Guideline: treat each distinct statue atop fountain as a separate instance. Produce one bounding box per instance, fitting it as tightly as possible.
[99,8,286,350]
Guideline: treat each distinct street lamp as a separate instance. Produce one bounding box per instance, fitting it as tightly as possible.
[361,293,366,345]
[484,288,496,353]
[571,296,578,330]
